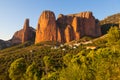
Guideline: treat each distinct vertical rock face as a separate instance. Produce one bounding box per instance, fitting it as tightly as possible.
[83,12,96,37]
[11,30,23,44]
[57,26,62,42]
[56,11,101,43]
[22,19,30,43]
[95,19,102,36]
[35,11,57,44]
[72,17,81,40]
[35,11,101,44]
[22,19,35,43]
[65,25,74,42]
[11,19,36,45]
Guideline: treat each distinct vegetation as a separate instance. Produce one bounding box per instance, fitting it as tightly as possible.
[0,27,120,80]
[100,13,120,35]
[107,26,120,43]
[8,58,26,80]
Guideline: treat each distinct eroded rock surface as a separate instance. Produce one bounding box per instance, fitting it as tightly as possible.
[35,11,57,44]
[35,11,101,43]
[11,19,35,45]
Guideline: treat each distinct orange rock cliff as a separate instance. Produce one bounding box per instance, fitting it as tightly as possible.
[35,10,101,44]
[35,11,57,44]
[11,19,36,45]
[10,10,101,44]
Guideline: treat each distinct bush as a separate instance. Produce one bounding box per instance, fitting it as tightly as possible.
[107,26,120,44]
[8,58,26,80]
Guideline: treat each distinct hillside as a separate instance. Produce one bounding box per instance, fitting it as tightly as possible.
[100,13,120,25]
[100,13,120,34]
[0,40,11,50]
[0,26,120,80]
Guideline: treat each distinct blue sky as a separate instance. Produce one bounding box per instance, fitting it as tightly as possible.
[0,0,120,40]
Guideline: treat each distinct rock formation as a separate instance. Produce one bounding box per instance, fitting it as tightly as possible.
[35,11,57,44]
[57,11,101,43]
[35,11,101,44]
[11,19,36,45]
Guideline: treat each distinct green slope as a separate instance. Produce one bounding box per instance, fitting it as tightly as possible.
[0,27,120,80]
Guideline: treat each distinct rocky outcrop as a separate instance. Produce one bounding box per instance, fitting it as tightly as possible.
[35,11,57,44]
[11,29,23,44]
[35,11,101,44]
[11,19,35,45]
[22,19,36,43]
[56,11,101,43]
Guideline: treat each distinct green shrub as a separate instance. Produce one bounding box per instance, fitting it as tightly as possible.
[8,58,26,80]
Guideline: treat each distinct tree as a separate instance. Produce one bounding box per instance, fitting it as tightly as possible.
[8,58,26,80]
[43,56,51,74]
[41,72,59,80]
[63,54,73,65]
[107,26,120,44]
[25,62,40,80]
[60,51,95,80]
